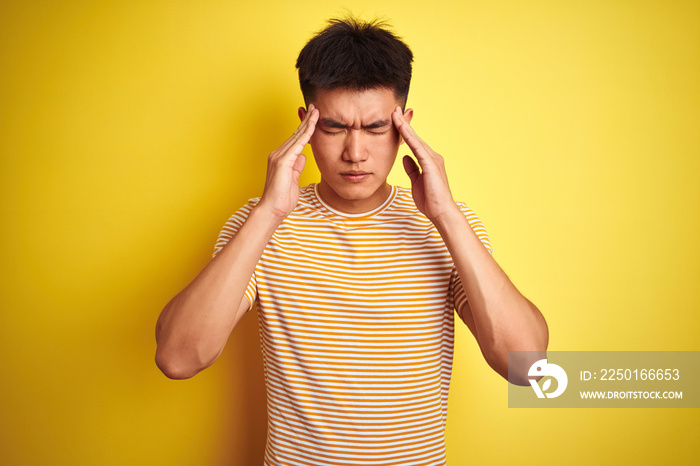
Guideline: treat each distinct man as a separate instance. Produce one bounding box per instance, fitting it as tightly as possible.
[156,17,548,465]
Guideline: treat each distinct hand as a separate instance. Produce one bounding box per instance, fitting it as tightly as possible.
[392,107,459,222]
[258,104,319,221]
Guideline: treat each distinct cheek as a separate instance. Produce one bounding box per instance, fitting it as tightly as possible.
[310,138,336,167]
[378,135,402,156]
[311,135,343,155]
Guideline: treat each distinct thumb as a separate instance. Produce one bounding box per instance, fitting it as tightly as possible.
[292,153,306,183]
[402,155,420,184]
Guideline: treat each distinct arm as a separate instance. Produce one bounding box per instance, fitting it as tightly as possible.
[155,105,319,379]
[391,107,548,384]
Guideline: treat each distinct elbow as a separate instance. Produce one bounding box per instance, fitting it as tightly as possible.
[155,318,222,380]
[484,344,546,386]
[507,333,550,386]
[483,322,549,386]
[475,298,549,385]
[155,345,213,380]
[155,350,195,380]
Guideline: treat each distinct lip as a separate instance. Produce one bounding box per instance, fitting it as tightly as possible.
[340,171,371,182]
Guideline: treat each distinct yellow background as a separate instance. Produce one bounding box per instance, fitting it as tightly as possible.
[1,1,698,464]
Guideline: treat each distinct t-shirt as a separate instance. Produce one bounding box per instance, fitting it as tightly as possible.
[214,183,491,466]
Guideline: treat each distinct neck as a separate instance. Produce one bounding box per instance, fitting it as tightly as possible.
[317,181,392,214]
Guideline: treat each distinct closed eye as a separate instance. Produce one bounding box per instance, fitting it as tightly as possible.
[321,129,344,136]
[367,129,390,135]
[320,127,390,136]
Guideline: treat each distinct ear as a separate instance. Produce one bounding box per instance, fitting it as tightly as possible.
[298,106,307,122]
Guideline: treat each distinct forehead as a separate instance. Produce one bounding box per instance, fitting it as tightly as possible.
[312,87,400,122]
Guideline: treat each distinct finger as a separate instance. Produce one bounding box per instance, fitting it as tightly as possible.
[294,103,316,136]
[392,107,431,162]
[392,106,421,142]
[290,105,317,142]
[297,104,318,135]
[402,155,420,184]
[289,108,318,153]
[292,153,306,183]
[276,106,318,157]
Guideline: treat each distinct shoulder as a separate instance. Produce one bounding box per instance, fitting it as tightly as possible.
[395,185,418,206]
[212,197,261,257]
[224,197,261,226]
[454,200,492,254]
[288,183,337,221]
[454,200,482,224]
[297,184,317,208]
[391,187,492,253]
[390,185,423,215]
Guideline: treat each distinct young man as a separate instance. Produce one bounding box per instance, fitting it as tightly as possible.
[156,17,548,466]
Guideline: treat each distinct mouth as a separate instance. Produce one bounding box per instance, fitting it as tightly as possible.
[340,171,371,182]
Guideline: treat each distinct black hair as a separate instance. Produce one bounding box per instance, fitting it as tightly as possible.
[296,17,413,106]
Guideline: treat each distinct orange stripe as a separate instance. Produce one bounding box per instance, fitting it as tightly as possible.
[213,184,488,466]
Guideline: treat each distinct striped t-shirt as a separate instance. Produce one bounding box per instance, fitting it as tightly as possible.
[214,183,491,466]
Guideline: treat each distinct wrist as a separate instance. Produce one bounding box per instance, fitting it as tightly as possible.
[249,201,287,232]
[430,202,464,232]
[254,198,291,225]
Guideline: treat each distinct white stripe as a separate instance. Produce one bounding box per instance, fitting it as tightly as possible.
[214,185,490,465]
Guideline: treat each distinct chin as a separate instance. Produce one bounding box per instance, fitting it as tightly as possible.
[335,180,383,199]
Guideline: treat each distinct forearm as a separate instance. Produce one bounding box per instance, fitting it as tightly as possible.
[434,207,549,379]
[391,108,547,381]
[155,206,280,379]
[155,105,317,379]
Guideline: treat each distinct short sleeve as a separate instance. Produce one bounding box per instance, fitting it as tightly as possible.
[212,198,261,311]
[450,202,492,320]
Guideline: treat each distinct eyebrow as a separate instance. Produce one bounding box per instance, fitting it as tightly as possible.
[320,118,391,130]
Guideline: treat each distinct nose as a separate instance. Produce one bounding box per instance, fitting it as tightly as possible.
[342,130,368,163]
